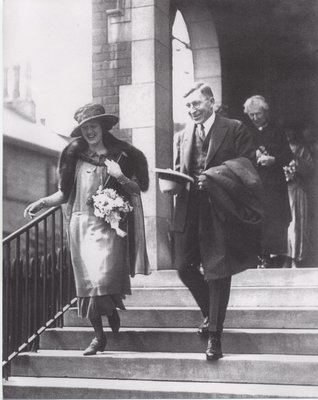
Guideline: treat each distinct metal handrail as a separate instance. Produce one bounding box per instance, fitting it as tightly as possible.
[2,298,77,368]
[3,206,60,244]
[2,205,76,379]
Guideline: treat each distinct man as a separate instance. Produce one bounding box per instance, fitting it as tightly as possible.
[172,83,262,360]
[243,95,292,268]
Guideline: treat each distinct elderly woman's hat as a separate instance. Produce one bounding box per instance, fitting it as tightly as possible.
[70,103,118,137]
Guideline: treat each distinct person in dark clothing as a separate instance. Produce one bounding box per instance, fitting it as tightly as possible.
[170,83,262,361]
[243,95,293,268]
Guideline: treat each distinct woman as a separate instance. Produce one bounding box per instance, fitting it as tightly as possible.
[284,125,314,268]
[243,95,293,268]
[24,103,150,355]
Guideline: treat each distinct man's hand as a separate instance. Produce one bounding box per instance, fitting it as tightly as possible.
[163,187,181,195]
[198,174,208,191]
[257,154,275,167]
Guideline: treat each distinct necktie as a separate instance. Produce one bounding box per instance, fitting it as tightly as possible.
[198,124,205,141]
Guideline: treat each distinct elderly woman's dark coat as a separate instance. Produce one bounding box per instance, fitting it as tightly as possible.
[252,123,293,255]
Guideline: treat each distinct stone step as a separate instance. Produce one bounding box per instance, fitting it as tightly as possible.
[4,377,318,399]
[125,287,318,307]
[64,306,318,329]
[132,268,318,288]
[11,351,318,386]
[40,327,318,355]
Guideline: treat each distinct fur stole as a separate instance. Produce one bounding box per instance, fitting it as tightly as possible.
[58,133,149,200]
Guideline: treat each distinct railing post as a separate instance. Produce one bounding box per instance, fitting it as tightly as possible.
[24,230,30,350]
[43,219,48,325]
[14,237,21,354]
[3,243,11,379]
[51,213,56,324]
[32,224,40,352]
[59,209,64,328]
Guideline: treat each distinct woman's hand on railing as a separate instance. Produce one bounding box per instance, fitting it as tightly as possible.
[24,198,47,219]
[24,190,66,219]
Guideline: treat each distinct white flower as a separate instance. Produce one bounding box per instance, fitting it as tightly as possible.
[92,187,133,236]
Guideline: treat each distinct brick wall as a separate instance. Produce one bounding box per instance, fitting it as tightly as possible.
[92,0,132,142]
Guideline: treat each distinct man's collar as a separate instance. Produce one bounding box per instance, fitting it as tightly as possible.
[202,112,215,133]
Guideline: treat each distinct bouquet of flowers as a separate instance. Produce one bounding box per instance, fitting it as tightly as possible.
[92,186,133,237]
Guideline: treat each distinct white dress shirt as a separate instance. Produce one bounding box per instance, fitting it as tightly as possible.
[202,112,216,135]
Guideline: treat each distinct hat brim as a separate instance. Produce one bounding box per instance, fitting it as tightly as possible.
[154,168,194,184]
[70,114,119,137]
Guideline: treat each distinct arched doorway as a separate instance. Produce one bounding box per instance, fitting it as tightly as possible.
[172,0,222,127]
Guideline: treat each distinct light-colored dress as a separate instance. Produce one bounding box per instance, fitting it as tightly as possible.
[68,158,131,318]
[287,145,314,264]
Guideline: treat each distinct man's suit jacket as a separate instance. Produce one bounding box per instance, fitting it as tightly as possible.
[173,114,256,232]
[173,114,259,279]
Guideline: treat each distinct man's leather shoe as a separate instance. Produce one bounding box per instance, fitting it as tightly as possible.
[206,336,223,361]
[257,256,269,269]
[83,335,106,356]
[108,309,120,333]
[197,317,209,336]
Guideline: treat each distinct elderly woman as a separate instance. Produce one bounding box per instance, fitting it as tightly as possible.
[24,103,150,355]
[243,95,293,268]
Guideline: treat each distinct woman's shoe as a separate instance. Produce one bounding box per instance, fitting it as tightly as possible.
[108,309,120,333]
[197,317,209,336]
[83,335,106,356]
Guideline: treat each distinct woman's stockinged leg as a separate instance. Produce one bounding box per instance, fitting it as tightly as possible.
[107,309,121,333]
[83,316,107,356]
[90,316,105,341]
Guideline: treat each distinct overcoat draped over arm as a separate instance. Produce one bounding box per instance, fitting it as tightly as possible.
[202,157,264,279]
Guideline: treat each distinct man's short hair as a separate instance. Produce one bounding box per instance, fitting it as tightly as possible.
[243,95,269,114]
[183,82,214,99]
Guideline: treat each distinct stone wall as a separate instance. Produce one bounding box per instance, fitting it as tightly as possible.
[91,0,174,270]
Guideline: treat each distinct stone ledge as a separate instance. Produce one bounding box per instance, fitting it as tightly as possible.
[131,268,318,287]
[5,377,318,399]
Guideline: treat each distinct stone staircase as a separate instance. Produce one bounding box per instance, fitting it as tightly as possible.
[3,268,318,399]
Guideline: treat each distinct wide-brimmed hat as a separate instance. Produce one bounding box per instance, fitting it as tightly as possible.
[155,168,194,194]
[70,103,119,137]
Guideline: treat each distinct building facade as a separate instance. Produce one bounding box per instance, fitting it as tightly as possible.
[91,0,318,270]
[3,65,68,236]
